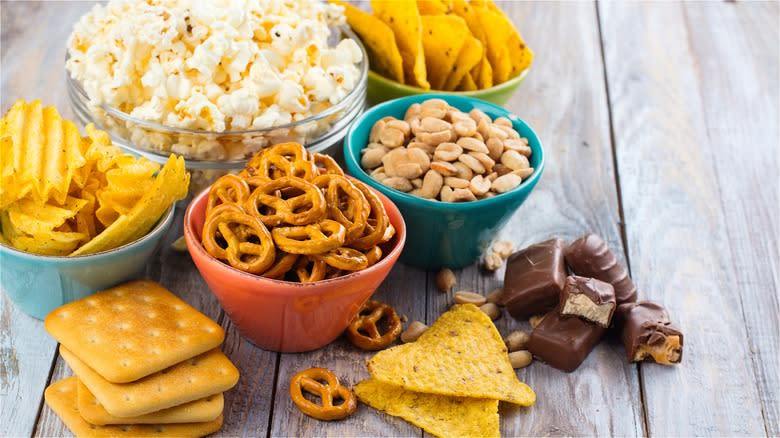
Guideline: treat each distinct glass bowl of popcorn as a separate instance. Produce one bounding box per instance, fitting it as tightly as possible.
[65,0,368,192]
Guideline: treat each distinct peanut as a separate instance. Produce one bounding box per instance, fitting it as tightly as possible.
[512,167,534,179]
[453,118,477,137]
[457,137,489,154]
[469,175,491,196]
[469,152,495,172]
[404,103,421,121]
[430,161,458,177]
[386,119,411,137]
[420,169,444,199]
[501,150,529,171]
[395,162,423,179]
[503,138,532,156]
[407,147,431,173]
[418,130,452,145]
[454,291,487,306]
[379,127,406,147]
[486,287,504,305]
[458,153,486,174]
[440,185,455,202]
[479,302,501,320]
[504,331,530,352]
[486,137,504,160]
[433,142,463,162]
[469,108,491,125]
[483,251,503,271]
[444,176,470,189]
[494,116,513,127]
[492,240,514,259]
[493,163,512,176]
[509,350,533,369]
[420,98,449,119]
[491,173,523,193]
[382,177,413,192]
[453,161,474,180]
[369,119,386,143]
[381,148,407,176]
[486,172,498,182]
[401,321,428,343]
[408,141,435,155]
[361,147,387,169]
[420,117,452,133]
[488,124,509,140]
[450,187,477,202]
[436,268,457,291]
[410,177,423,189]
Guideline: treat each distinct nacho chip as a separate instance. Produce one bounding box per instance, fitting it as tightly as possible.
[420,15,471,90]
[332,0,405,84]
[443,36,483,91]
[482,0,533,77]
[372,0,430,89]
[458,72,478,91]
[476,55,494,89]
[417,0,452,15]
[355,379,499,438]
[366,303,536,406]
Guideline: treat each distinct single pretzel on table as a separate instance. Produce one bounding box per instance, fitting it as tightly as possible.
[202,204,276,274]
[289,367,356,421]
[346,300,402,351]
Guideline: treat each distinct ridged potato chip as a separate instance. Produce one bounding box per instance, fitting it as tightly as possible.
[367,303,536,406]
[355,379,499,438]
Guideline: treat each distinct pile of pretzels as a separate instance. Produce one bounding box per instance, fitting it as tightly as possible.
[202,142,394,282]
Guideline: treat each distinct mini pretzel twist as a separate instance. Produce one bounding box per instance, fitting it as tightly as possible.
[312,174,369,242]
[294,256,328,282]
[202,204,276,274]
[261,251,300,280]
[244,176,327,227]
[242,142,317,181]
[348,179,390,250]
[289,367,357,421]
[313,247,368,271]
[272,219,346,255]
[313,152,345,176]
[346,300,402,351]
[206,174,251,217]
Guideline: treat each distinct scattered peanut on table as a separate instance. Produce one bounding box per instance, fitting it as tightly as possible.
[361,99,534,202]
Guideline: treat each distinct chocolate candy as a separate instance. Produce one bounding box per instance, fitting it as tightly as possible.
[565,234,637,304]
[502,238,567,319]
[527,308,606,372]
[560,275,616,328]
[616,301,683,365]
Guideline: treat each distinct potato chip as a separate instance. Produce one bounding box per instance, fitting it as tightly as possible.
[443,36,483,91]
[7,197,87,236]
[372,0,430,89]
[332,0,405,84]
[458,72,478,91]
[367,303,536,406]
[355,379,499,438]
[420,15,471,90]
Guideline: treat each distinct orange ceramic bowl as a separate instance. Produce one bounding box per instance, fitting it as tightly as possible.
[183,187,406,353]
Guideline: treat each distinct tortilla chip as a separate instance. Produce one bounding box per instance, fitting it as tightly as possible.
[355,379,500,438]
[472,5,513,83]
[417,0,452,15]
[420,15,471,90]
[331,0,405,84]
[366,304,536,406]
[482,0,534,77]
[476,54,494,88]
[372,0,430,89]
[451,0,492,89]
[458,72,478,91]
[443,37,483,91]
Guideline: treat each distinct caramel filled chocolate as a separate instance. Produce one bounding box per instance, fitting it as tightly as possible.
[565,234,637,304]
[560,275,616,328]
[616,301,683,365]
[502,238,567,319]
[528,308,605,372]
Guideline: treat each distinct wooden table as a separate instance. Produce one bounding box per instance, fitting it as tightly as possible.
[1,1,778,436]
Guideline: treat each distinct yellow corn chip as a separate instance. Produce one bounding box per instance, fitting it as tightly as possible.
[457,72,478,91]
[331,0,405,84]
[367,303,536,406]
[356,379,499,438]
[443,37,483,91]
[482,0,533,77]
[420,15,471,90]
[372,0,430,89]
[476,54,494,89]
[417,0,451,15]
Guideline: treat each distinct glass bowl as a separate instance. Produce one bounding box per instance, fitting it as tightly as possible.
[66,27,368,192]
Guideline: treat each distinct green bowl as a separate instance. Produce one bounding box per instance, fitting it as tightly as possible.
[366,69,529,106]
[344,93,544,269]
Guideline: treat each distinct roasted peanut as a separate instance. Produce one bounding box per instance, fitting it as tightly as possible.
[379,127,406,147]
[504,331,530,352]
[410,177,423,189]
[493,163,512,176]
[486,287,504,305]
[512,167,534,179]
[440,185,455,202]
[503,138,532,156]
[454,291,487,306]
[492,240,514,259]
[494,116,513,128]
[453,118,477,137]
[420,117,452,133]
[497,124,520,139]
[469,175,491,196]
[487,124,509,140]
[369,119,386,143]
[486,137,504,160]
[436,268,457,291]
[408,141,435,155]
[491,173,523,193]
[407,147,431,173]
[418,129,452,145]
[509,350,533,369]
[486,172,498,182]
[420,98,449,119]
[444,177,470,189]
[401,321,428,343]
[469,108,491,125]
[381,148,407,176]
[483,251,503,271]
[457,137,489,154]
[431,161,458,177]
[453,161,474,180]
[420,169,444,199]
[433,142,463,162]
[469,151,495,172]
[386,119,411,137]
[450,187,477,202]
[395,163,423,179]
[458,153,486,174]
[501,150,529,171]
[479,302,501,320]
[404,103,422,121]
[382,177,413,192]
[361,147,387,169]
[529,314,546,329]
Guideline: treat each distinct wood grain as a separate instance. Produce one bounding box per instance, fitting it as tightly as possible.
[599,1,774,435]
[424,2,644,436]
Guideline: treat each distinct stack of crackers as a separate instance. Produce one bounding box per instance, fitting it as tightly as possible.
[355,304,536,438]
[43,280,239,437]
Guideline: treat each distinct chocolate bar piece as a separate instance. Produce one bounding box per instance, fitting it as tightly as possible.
[616,301,683,365]
[502,238,567,319]
[527,308,606,372]
[564,234,637,304]
[560,276,616,328]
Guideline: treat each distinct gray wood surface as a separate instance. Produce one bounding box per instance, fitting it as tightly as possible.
[1,1,778,437]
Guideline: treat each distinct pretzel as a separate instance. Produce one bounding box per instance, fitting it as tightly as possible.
[364,246,383,267]
[206,174,251,216]
[242,142,317,181]
[245,176,326,227]
[289,367,356,421]
[346,300,402,351]
[202,204,276,274]
[313,152,344,176]
[312,175,369,242]
[272,219,346,255]
[262,251,299,280]
[294,256,328,282]
[348,180,390,250]
[314,247,368,271]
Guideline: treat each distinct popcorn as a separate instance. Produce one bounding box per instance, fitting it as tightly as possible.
[67,0,363,162]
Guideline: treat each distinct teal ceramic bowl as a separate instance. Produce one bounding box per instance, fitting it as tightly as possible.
[366,69,529,106]
[344,94,544,269]
[0,206,175,319]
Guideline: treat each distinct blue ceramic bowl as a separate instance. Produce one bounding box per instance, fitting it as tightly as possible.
[344,94,544,269]
[0,206,176,319]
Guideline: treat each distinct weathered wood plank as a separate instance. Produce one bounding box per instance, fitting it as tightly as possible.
[424,2,644,436]
[599,1,772,435]
[268,263,427,437]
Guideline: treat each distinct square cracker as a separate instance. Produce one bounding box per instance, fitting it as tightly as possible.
[77,380,224,425]
[45,377,223,438]
[61,346,239,418]
[45,280,225,383]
